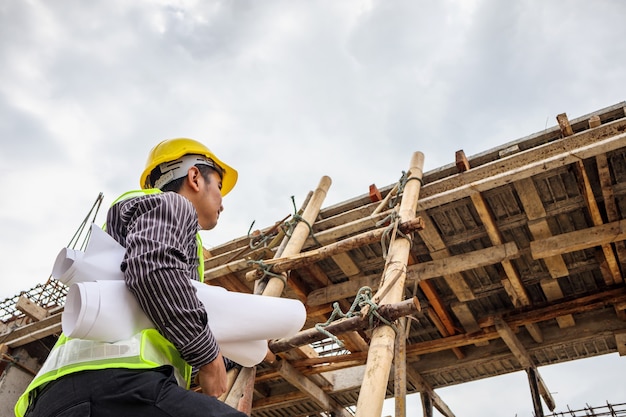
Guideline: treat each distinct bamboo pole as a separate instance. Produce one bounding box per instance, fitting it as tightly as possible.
[222,176,332,414]
[355,152,424,417]
[261,175,332,297]
[269,297,421,353]
[394,317,407,417]
[246,216,424,281]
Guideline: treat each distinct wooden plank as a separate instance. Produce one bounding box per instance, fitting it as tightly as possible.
[540,279,575,327]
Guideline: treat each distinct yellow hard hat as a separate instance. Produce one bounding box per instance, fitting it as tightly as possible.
[140,138,238,196]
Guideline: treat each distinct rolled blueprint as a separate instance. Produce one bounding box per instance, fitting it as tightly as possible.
[56,224,307,367]
[62,279,306,343]
[52,224,126,285]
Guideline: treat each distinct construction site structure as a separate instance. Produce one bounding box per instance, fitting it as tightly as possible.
[2,102,626,417]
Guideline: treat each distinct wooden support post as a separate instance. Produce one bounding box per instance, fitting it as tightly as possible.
[225,366,256,410]
[527,367,545,417]
[223,176,333,414]
[355,152,424,417]
[421,392,434,417]
[557,112,574,137]
[394,318,407,417]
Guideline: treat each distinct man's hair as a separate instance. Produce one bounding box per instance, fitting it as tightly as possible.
[150,164,218,193]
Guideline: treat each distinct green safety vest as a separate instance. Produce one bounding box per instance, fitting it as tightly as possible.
[15,189,205,417]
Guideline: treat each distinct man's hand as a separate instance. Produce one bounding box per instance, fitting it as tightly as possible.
[197,352,228,397]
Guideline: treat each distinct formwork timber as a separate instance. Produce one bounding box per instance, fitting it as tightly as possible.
[2,102,626,416]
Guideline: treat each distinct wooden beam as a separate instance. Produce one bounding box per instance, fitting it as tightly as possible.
[574,159,622,284]
[406,367,456,417]
[451,302,489,347]
[530,219,626,260]
[417,213,475,302]
[406,241,521,283]
[455,150,470,173]
[276,359,352,417]
[16,296,49,321]
[527,366,545,417]
[2,312,63,348]
[470,192,530,307]
[557,112,574,137]
[307,242,518,307]
[417,118,626,211]
[494,317,555,411]
[596,153,626,283]
[514,177,574,328]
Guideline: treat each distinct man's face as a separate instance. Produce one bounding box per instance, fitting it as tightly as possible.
[196,170,223,230]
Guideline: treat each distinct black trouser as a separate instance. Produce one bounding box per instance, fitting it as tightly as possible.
[25,366,247,417]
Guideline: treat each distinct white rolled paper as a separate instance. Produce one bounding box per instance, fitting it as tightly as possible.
[63,280,306,343]
[56,223,306,367]
[62,280,302,366]
[52,224,126,285]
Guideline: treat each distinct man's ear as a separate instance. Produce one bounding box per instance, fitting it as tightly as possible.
[185,166,202,192]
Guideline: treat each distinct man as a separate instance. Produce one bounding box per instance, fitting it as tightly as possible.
[16,138,246,417]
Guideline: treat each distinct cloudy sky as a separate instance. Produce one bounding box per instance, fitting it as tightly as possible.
[1,0,625,415]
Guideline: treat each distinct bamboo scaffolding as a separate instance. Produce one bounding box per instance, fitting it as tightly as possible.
[223,176,333,415]
[355,151,425,417]
[260,175,332,298]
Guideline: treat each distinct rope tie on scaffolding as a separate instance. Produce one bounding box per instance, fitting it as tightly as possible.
[246,259,287,285]
[376,210,413,260]
[388,170,423,209]
[246,220,272,249]
[314,286,398,348]
[281,195,321,247]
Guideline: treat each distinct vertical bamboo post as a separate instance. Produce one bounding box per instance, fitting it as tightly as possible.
[394,317,407,417]
[262,175,332,297]
[355,152,424,417]
[225,176,332,415]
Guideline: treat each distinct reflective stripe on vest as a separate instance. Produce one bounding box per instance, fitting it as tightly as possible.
[15,189,206,417]
[15,330,191,417]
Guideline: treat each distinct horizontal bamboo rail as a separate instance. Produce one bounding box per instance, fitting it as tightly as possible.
[269,297,421,354]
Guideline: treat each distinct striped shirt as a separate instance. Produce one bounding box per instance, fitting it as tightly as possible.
[105,191,219,369]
